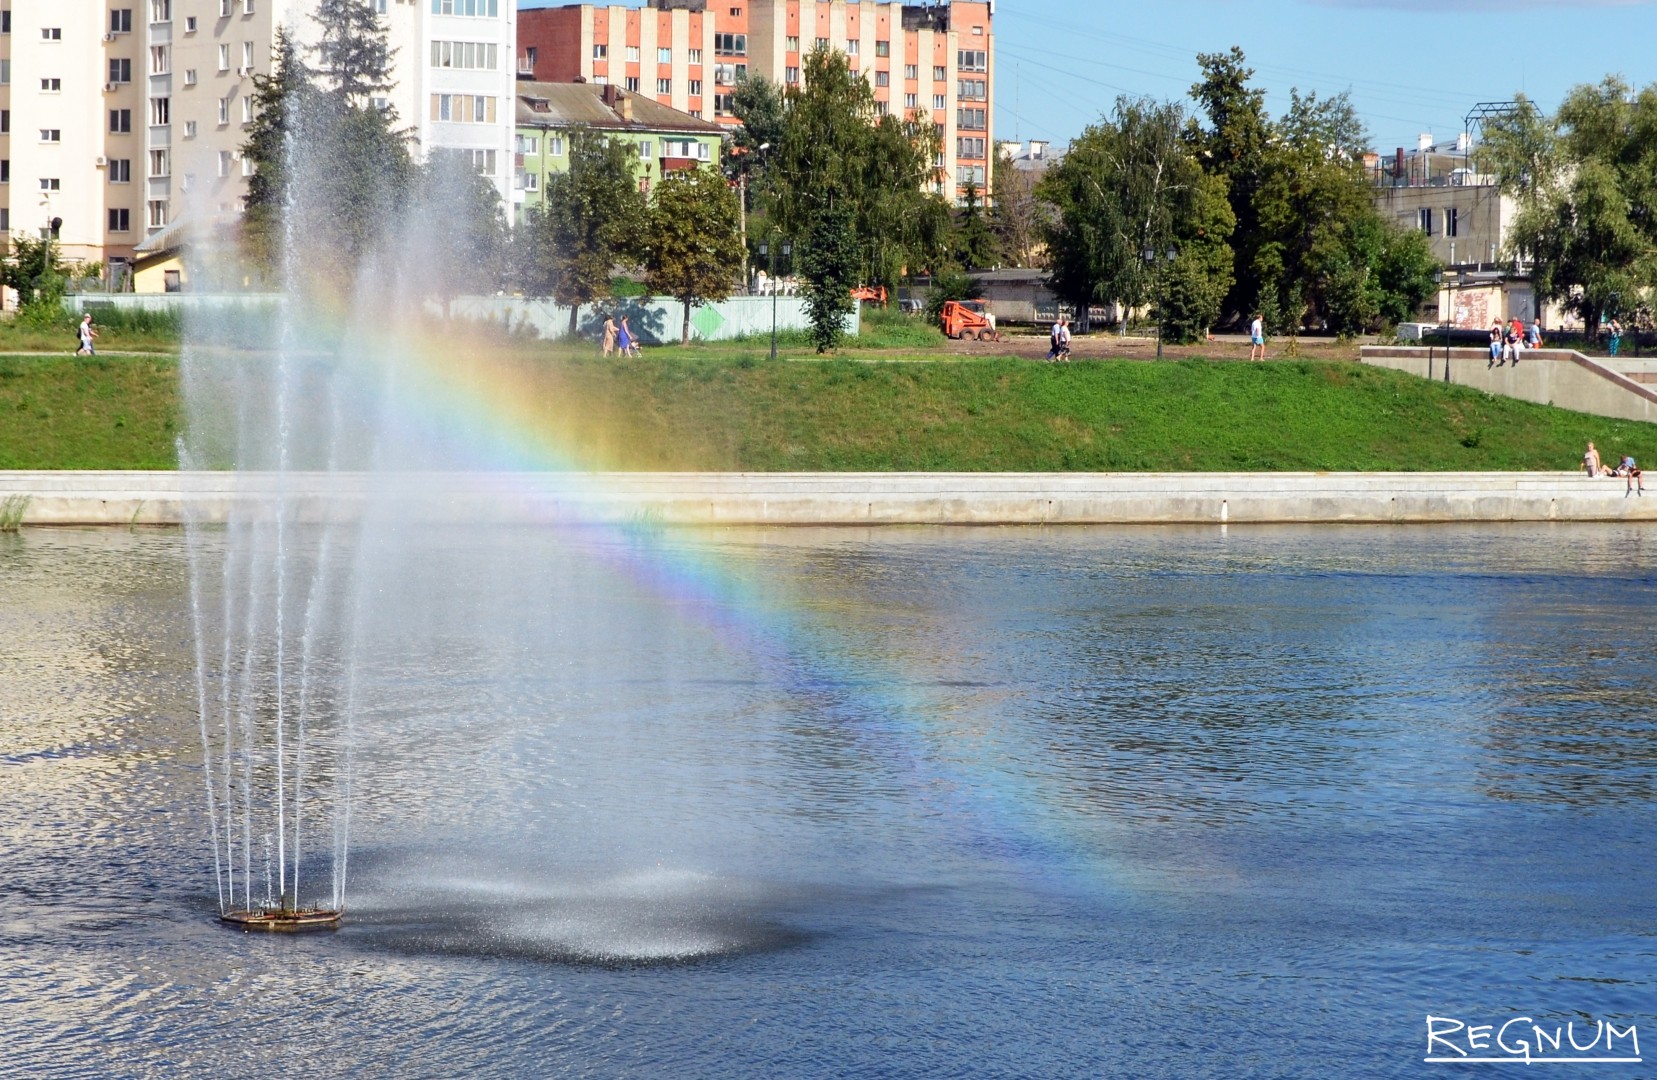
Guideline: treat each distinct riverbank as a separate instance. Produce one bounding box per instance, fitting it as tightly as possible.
[2,470,1651,526]
[4,352,1656,473]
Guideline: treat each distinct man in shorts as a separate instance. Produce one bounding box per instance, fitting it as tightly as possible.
[1249,313,1265,361]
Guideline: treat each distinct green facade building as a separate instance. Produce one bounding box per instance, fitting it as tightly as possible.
[513,81,728,222]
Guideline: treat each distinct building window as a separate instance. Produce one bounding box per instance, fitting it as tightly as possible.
[218,44,229,71]
[148,200,168,228]
[592,43,607,59]
[429,94,496,124]
[185,15,197,32]
[904,64,917,80]
[109,158,132,182]
[110,109,132,133]
[785,66,799,84]
[0,11,9,33]
[845,40,859,56]
[242,42,253,69]
[624,45,639,61]
[656,78,671,94]
[40,129,62,143]
[151,0,171,22]
[876,40,890,58]
[151,97,170,125]
[816,37,829,50]
[784,35,798,52]
[42,27,62,41]
[0,110,7,134]
[715,63,745,85]
[2,160,10,183]
[958,78,986,100]
[430,0,501,14]
[149,149,169,176]
[372,0,386,11]
[904,92,917,109]
[432,41,500,70]
[514,134,536,155]
[109,208,131,232]
[184,68,197,86]
[0,209,8,232]
[152,45,170,74]
[40,178,61,191]
[242,97,252,122]
[242,156,254,176]
[110,58,133,83]
[41,78,61,92]
[1445,207,1459,238]
[957,137,985,159]
[958,49,987,72]
[874,101,889,116]
[688,48,702,64]
[218,97,229,124]
[875,71,888,87]
[243,0,254,12]
[714,32,746,55]
[624,76,639,92]
[219,0,230,15]
[688,79,702,96]
[714,94,732,116]
[933,65,946,81]
[638,140,652,159]
[111,8,134,32]
[958,107,986,130]
[956,164,986,187]
[217,150,231,176]
[658,47,672,64]
[1418,207,1434,234]
[932,94,946,110]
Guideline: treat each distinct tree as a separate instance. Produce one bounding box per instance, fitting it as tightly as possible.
[531,129,647,331]
[412,151,509,308]
[1486,79,1657,335]
[1039,96,1233,337]
[0,235,67,312]
[953,180,1000,269]
[798,200,860,353]
[990,152,1044,268]
[1189,47,1272,323]
[313,0,395,105]
[729,73,786,182]
[643,167,745,344]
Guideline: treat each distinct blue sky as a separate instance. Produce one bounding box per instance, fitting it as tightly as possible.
[517,0,1657,151]
[990,0,1656,151]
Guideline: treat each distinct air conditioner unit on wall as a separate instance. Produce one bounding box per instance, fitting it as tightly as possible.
[104,83,116,93]
[237,66,249,76]
[96,156,108,167]
[103,32,116,42]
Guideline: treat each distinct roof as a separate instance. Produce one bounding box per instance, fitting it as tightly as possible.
[515,81,727,137]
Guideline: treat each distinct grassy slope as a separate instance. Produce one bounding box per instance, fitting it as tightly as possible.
[1,350,1653,472]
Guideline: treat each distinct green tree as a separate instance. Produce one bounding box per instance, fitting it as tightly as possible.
[729,73,786,181]
[1189,47,1272,323]
[313,0,395,105]
[798,200,860,353]
[643,167,745,344]
[1486,79,1657,335]
[531,129,648,332]
[990,151,1044,268]
[415,151,509,308]
[1039,96,1233,337]
[953,180,1000,269]
[923,267,984,323]
[0,235,68,312]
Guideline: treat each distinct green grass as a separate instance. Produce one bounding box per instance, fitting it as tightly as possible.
[2,350,1653,472]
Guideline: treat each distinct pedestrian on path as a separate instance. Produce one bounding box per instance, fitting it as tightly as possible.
[74,314,98,356]
[601,313,618,357]
[1249,313,1265,361]
[1608,318,1623,357]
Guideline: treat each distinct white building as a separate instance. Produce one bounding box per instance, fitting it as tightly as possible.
[0,0,516,279]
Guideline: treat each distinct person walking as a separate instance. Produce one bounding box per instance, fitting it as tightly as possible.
[74,314,98,356]
[601,313,618,357]
[1526,320,1542,349]
[616,316,633,357]
[1249,313,1265,361]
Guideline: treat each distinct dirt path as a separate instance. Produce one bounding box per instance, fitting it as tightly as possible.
[944,331,1366,363]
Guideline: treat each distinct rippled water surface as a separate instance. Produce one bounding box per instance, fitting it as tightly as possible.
[3,523,1656,1079]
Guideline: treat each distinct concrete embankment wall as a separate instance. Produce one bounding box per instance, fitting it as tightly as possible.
[2,471,1653,527]
[1360,346,1657,425]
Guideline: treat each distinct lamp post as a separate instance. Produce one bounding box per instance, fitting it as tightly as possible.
[1141,246,1175,359]
[760,238,792,362]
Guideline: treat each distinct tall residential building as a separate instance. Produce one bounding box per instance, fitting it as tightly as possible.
[0,3,147,265]
[1,0,516,278]
[516,0,994,201]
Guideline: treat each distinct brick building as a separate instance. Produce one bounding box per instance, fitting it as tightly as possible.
[517,0,993,201]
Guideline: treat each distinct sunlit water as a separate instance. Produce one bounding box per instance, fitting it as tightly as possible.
[3,523,1655,1079]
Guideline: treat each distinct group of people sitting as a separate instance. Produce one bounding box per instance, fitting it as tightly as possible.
[1490,318,1541,366]
[1584,441,1644,496]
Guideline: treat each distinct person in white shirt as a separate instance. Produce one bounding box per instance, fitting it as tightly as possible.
[1248,313,1264,361]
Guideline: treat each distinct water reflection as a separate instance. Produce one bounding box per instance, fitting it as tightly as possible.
[2,523,1656,1078]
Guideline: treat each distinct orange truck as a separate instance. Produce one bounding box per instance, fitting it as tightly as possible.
[940,300,1000,341]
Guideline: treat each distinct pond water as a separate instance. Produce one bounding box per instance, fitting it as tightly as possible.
[3,523,1655,1079]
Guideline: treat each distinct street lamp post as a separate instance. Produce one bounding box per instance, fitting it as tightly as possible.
[1142,246,1175,359]
[760,238,792,362]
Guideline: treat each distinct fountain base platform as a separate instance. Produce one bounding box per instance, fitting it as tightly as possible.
[220,908,343,932]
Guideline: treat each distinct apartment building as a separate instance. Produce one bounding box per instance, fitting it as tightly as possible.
[1,0,516,275]
[514,80,723,221]
[517,0,994,201]
[0,3,147,265]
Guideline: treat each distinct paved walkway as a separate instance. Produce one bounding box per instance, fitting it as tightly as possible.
[0,471,1651,526]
